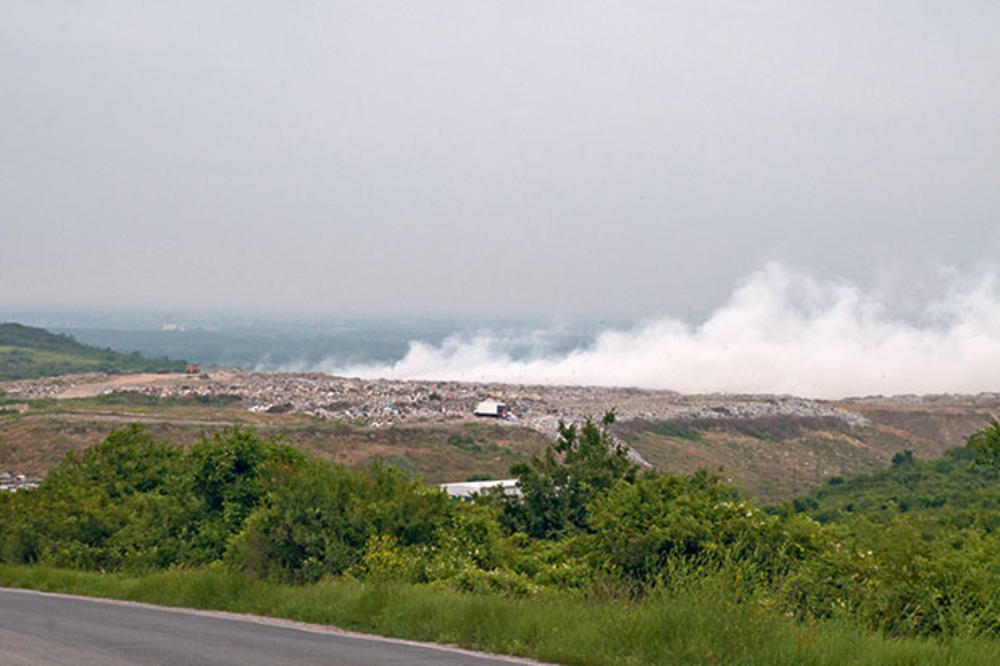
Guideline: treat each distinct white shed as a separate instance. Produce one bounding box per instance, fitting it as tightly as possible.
[474,399,506,417]
[440,479,521,500]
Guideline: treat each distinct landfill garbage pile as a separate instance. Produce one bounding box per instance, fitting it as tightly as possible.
[2,369,874,437]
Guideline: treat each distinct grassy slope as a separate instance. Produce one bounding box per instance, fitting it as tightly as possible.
[793,445,1000,523]
[617,420,890,501]
[0,322,186,380]
[614,404,998,502]
[1,565,996,666]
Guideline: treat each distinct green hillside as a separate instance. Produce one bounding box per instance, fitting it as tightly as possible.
[791,444,1000,524]
[0,322,187,380]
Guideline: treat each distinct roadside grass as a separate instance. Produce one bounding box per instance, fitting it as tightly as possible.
[1,564,996,665]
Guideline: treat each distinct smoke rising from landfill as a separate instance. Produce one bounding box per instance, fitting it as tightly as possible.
[325,264,1000,399]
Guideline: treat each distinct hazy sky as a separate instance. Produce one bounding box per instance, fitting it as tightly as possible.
[3,1,999,318]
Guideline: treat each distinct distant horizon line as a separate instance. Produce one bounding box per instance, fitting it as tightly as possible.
[0,305,652,328]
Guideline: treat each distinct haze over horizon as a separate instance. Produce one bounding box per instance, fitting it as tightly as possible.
[3,2,999,319]
[2,2,1000,396]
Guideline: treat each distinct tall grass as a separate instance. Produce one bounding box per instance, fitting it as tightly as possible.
[1,564,997,665]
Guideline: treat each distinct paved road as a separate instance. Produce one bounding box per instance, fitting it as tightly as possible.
[0,588,541,665]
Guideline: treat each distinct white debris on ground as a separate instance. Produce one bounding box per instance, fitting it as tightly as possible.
[0,471,39,493]
[1,370,892,475]
[1,369,873,433]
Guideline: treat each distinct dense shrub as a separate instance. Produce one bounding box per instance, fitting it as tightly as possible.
[5,419,1000,641]
[228,460,452,582]
[499,412,637,538]
[586,471,824,585]
[0,426,302,570]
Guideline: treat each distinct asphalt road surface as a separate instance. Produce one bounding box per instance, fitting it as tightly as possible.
[0,587,543,665]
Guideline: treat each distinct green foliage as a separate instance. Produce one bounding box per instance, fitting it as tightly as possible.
[90,391,243,407]
[0,322,187,380]
[91,391,164,406]
[645,421,703,440]
[500,412,638,538]
[777,427,1000,637]
[0,425,186,570]
[185,428,305,562]
[891,449,915,467]
[8,418,1000,647]
[446,434,480,452]
[0,323,101,352]
[0,426,302,571]
[793,445,999,525]
[587,470,823,585]
[969,419,1000,471]
[228,460,453,582]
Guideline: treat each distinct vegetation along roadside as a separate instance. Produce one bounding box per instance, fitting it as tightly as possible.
[3,416,1000,663]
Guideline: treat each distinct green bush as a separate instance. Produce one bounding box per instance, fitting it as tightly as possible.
[229,460,452,582]
[499,412,637,538]
[587,470,825,586]
[7,420,1000,643]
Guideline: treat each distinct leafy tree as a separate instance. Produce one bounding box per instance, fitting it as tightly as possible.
[47,424,184,498]
[0,426,306,570]
[501,412,638,539]
[0,425,186,570]
[587,470,826,586]
[185,428,305,562]
[229,460,452,582]
[891,450,915,467]
[12,419,1000,640]
[968,419,1000,471]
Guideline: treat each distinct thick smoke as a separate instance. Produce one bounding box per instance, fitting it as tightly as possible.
[328,264,1000,398]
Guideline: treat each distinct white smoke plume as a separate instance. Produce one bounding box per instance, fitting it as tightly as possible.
[326,264,1000,399]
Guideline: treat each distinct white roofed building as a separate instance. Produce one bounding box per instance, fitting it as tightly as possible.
[440,479,520,501]
[474,399,507,418]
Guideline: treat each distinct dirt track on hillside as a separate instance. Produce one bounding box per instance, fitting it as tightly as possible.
[54,373,194,398]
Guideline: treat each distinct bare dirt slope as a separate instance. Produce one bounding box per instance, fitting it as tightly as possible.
[52,373,194,399]
[612,395,1000,500]
[0,407,549,484]
[3,370,998,498]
